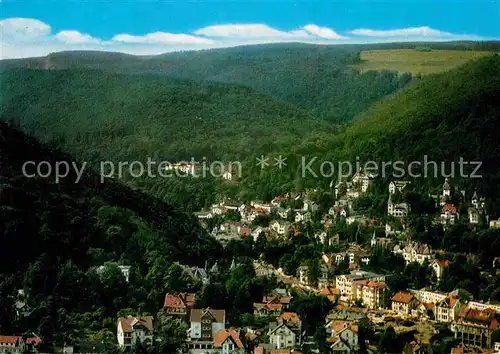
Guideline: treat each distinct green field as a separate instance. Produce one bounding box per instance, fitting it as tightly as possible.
[354,49,496,75]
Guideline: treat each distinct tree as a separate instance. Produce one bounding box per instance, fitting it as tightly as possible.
[378,326,400,354]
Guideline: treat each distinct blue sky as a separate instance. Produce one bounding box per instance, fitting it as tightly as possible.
[1,0,498,59]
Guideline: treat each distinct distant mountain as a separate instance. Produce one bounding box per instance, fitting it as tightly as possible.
[2,42,498,124]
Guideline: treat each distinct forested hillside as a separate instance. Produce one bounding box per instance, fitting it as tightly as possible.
[0,120,222,347]
[240,55,500,214]
[2,42,499,124]
[0,68,331,162]
[0,44,415,124]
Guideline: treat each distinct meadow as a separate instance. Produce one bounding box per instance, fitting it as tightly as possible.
[354,49,495,75]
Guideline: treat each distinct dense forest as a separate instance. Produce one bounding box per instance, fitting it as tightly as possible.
[237,54,500,216]
[2,53,500,213]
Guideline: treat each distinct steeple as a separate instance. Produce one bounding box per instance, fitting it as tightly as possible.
[230,257,236,271]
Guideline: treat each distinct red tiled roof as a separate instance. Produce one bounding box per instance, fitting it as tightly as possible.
[118,316,154,333]
[240,227,253,236]
[253,302,283,312]
[442,203,457,214]
[214,329,243,348]
[0,336,21,345]
[459,307,498,328]
[451,345,464,354]
[26,337,41,345]
[392,292,414,304]
[164,292,196,309]
[432,259,450,267]
[263,296,291,305]
[278,312,301,324]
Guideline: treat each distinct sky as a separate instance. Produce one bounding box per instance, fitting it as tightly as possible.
[1,0,499,59]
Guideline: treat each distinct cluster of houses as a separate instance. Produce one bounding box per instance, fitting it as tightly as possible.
[112,289,305,354]
[0,335,41,354]
[390,288,500,350]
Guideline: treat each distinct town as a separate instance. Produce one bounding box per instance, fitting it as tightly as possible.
[3,170,500,354]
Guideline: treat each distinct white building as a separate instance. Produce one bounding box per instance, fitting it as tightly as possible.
[117,316,154,348]
[189,308,226,341]
[352,169,375,193]
[387,195,410,217]
[222,171,232,181]
[440,203,458,227]
[268,323,297,349]
[389,181,411,195]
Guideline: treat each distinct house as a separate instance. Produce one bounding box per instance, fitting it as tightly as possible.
[389,181,411,195]
[335,271,385,303]
[417,302,435,318]
[189,308,226,341]
[251,202,273,213]
[467,301,500,314]
[435,296,460,323]
[253,260,275,278]
[451,307,499,349]
[471,191,486,209]
[175,263,210,285]
[442,178,452,199]
[316,232,339,246]
[352,280,388,309]
[270,220,291,236]
[320,287,341,303]
[441,204,458,227]
[394,242,434,265]
[194,211,213,219]
[352,169,375,193]
[327,322,359,353]
[430,259,450,282]
[0,336,24,354]
[213,329,244,354]
[276,207,291,219]
[25,335,41,353]
[264,296,292,309]
[277,312,302,334]
[295,211,311,223]
[164,292,196,318]
[490,219,500,229]
[14,289,32,320]
[412,289,447,304]
[391,292,418,315]
[222,171,233,181]
[370,232,392,249]
[268,323,297,349]
[329,207,347,218]
[468,207,481,225]
[117,316,154,349]
[253,299,284,317]
[298,265,309,285]
[388,195,410,217]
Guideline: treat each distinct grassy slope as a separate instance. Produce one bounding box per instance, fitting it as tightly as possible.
[355,49,496,75]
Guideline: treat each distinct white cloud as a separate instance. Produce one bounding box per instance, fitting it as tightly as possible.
[55,30,100,44]
[112,32,213,44]
[0,18,489,60]
[0,18,51,42]
[302,24,345,39]
[194,24,288,38]
[350,26,453,38]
